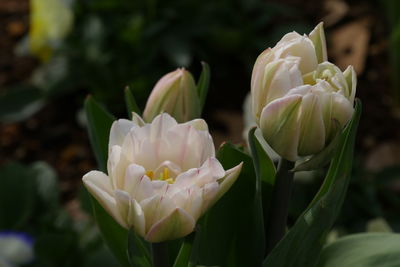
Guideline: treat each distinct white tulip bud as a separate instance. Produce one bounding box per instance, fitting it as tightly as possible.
[251,23,356,161]
[143,68,201,123]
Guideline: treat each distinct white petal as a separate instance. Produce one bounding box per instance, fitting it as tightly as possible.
[149,113,178,141]
[260,95,302,161]
[108,145,130,190]
[145,208,195,243]
[109,119,135,148]
[124,164,154,202]
[309,22,327,63]
[297,92,326,156]
[83,171,126,228]
[115,190,146,237]
[174,157,225,188]
[140,195,175,232]
[171,185,203,221]
[181,119,209,131]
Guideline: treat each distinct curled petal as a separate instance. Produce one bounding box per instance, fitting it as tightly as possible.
[343,65,357,103]
[309,22,327,63]
[260,95,302,161]
[83,171,126,227]
[124,164,153,202]
[115,190,146,236]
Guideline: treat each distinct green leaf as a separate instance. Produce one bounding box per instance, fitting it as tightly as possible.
[124,86,141,118]
[191,143,264,267]
[263,100,361,267]
[317,233,400,267]
[127,228,152,267]
[0,162,36,229]
[90,195,130,267]
[173,233,195,267]
[84,95,115,172]
[196,61,210,111]
[84,96,130,266]
[31,161,59,209]
[248,127,277,241]
[0,86,45,123]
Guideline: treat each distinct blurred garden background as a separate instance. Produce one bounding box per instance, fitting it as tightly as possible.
[0,0,399,265]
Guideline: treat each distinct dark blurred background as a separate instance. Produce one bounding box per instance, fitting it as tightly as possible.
[0,0,399,265]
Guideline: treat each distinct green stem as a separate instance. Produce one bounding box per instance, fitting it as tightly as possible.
[152,242,169,267]
[265,158,295,255]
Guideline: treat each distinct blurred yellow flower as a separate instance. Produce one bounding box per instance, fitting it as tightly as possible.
[30,0,74,61]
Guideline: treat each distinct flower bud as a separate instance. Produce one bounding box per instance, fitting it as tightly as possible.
[251,23,356,161]
[143,68,201,123]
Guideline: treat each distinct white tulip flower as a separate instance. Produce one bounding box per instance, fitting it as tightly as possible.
[83,113,242,242]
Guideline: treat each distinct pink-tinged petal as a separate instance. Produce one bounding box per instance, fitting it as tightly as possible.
[82,171,126,228]
[135,139,169,171]
[171,185,203,221]
[145,208,195,243]
[140,195,175,232]
[149,113,178,141]
[143,70,182,122]
[174,157,225,188]
[297,93,326,156]
[174,169,198,188]
[108,145,130,190]
[260,95,302,161]
[165,124,206,170]
[109,119,135,148]
[200,181,219,215]
[124,164,153,202]
[115,190,146,236]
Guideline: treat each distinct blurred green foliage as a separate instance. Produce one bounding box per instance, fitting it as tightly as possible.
[1,0,311,122]
[0,162,118,267]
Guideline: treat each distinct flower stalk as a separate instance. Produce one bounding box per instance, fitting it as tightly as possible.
[265,158,295,255]
[152,242,169,267]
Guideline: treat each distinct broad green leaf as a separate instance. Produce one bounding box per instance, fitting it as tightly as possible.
[124,86,141,118]
[0,162,36,229]
[84,96,130,266]
[317,233,400,267]
[263,100,361,267]
[127,228,151,267]
[192,143,264,267]
[248,127,277,242]
[84,95,115,172]
[90,193,130,267]
[196,61,210,111]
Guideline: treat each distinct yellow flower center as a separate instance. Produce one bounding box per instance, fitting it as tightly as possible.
[146,168,175,184]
